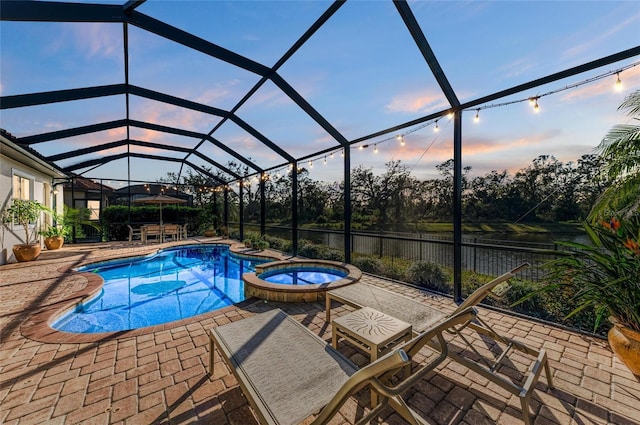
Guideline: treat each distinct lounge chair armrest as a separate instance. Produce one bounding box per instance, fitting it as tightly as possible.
[311,349,410,425]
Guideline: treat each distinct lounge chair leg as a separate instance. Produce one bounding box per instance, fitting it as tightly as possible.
[544,359,554,389]
[209,332,214,377]
[325,294,332,323]
[520,395,532,425]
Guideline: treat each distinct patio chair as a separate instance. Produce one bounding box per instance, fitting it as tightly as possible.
[163,224,180,241]
[325,262,554,425]
[127,225,142,243]
[209,307,478,425]
[142,224,162,243]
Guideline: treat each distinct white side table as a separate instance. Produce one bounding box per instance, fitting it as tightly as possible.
[332,307,412,406]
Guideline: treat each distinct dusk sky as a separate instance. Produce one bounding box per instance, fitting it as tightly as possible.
[1,0,639,189]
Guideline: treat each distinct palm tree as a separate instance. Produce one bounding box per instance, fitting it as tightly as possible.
[589,90,640,220]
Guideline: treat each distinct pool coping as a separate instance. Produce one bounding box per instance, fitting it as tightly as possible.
[20,242,285,344]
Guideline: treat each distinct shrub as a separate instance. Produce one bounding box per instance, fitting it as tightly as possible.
[297,241,343,261]
[405,261,448,292]
[254,240,270,251]
[380,262,405,281]
[351,256,383,274]
[263,234,292,253]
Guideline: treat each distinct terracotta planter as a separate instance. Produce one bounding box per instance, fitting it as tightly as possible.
[12,244,41,262]
[608,322,640,377]
[204,229,215,237]
[44,236,64,250]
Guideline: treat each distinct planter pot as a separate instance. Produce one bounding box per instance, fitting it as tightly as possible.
[608,323,640,377]
[12,244,41,262]
[44,236,64,250]
[204,229,215,237]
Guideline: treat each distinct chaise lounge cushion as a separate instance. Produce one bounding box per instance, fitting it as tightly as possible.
[211,309,358,425]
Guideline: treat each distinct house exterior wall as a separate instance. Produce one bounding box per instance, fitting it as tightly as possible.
[0,150,64,264]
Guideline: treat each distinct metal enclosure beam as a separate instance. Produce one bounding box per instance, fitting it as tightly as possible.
[343,147,351,263]
[239,181,244,242]
[0,1,127,22]
[260,173,266,237]
[128,11,270,76]
[395,0,463,299]
[460,46,640,110]
[453,112,463,302]
[18,120,128,145]
[0,84,127,109]
[292,162,298,256]
[394,1,460,108]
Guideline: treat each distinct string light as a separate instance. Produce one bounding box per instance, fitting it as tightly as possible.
[257,58,634,173]
[470,61,638,117]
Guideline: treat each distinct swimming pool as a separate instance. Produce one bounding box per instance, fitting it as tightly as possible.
[52,244,267,333]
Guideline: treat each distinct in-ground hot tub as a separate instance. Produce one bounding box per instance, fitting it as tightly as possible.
[243,259,362,302]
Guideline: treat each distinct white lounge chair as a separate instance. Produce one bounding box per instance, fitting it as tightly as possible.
[325,263,553,425]
[209,307,478,425]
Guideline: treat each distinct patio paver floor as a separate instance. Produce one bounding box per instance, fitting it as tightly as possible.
[1,239,638,424]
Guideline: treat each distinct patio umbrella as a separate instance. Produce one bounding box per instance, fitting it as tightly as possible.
[133,194,187,226]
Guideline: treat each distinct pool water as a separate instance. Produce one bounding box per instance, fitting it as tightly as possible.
[52,245,266,333]
[261,267,347,285]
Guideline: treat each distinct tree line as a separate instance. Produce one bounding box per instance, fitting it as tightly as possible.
[160,153,610,230]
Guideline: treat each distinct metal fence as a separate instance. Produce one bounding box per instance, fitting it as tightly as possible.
[241,223,560,281]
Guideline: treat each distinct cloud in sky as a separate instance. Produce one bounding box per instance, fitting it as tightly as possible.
[385,89,448,114]
[562,14,640,60]
[46,23,122,61]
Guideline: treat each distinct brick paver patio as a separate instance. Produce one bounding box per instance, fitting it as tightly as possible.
[1,239,638,424]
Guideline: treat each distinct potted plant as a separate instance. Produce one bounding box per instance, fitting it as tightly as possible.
[518,215,640,377]
[39,205,96,250]
[204,226,216,237]
[1,199,47,262]
[39,222,68,250]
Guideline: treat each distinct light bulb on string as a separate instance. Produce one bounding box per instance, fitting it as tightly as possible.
[340,149,344,157]
[358,145,364,150]
[330,152,334,159]
[323,156,327,165]
[474,109,480,123]
[374,144,378,154]
[615,72,623,92]
[309,160,313,168]
[434,120,439,132]
[533,98,540,113]
[447,111,454,120]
